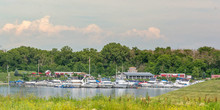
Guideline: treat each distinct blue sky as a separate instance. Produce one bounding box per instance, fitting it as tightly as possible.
[0,0,219,51]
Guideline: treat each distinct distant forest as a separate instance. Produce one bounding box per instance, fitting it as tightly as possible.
[0,43,219,78]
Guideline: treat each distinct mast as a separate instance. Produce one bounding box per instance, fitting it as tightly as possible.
[89,56,90,76]
[122,63,124,72]
[116,65,117,78]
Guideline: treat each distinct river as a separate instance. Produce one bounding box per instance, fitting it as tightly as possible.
[0,86,177,98]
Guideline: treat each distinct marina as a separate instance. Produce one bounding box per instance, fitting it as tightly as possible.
[9,77,205,89]
[0,86,176,98]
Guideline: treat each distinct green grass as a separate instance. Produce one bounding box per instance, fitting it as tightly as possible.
[0,94,219,110]
[0,70,69,82]
[0,70,36,82]
[155,80,220,103]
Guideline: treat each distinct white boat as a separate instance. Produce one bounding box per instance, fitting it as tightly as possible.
[128,81,136,86]
[35,80,48,86]
[46,81,54,87]
[51,79,62,87]
[140,82,152,87]
[24,81,36,86]
[113,78,128,88]
[163,81,174,88]
[157,81,166,88]
[173,78,190,88]
[99,78,113,88]
[127,81,140,88]
[147,78,158,87]
[81,77,98,88]
[66,79,83,88]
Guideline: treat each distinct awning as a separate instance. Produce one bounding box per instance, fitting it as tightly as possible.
[161,74,167,77]
[180,74,185,77]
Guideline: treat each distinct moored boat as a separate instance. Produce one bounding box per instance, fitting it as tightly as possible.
[113,78,128,88]
[81,77,98,88]
[99,78,113,88]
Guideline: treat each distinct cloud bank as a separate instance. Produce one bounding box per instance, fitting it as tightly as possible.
[0,16,106,36]
[0,16,165,50]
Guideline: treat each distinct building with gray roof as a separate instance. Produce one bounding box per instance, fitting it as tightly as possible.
[122,72,154,79]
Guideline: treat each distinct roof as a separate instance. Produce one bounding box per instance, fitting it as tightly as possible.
[123,72,154,76]
[160,73,185,74]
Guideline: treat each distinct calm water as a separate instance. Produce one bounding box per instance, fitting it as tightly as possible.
[0,86,177,98]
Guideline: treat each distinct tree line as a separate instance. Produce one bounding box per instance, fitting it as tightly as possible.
[0,43,219,78]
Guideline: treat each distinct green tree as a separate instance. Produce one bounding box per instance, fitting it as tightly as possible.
[192,67,201,78]
[101,43,130,64]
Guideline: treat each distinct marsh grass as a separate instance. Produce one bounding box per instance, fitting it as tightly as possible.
[0,93,219,110]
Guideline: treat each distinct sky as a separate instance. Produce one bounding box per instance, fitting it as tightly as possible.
[0,0,219,51]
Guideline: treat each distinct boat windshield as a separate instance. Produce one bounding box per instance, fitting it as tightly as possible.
[101,78,111,81]
[103,82,112,84]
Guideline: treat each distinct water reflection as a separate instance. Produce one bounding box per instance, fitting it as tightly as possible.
[0,86,177,98]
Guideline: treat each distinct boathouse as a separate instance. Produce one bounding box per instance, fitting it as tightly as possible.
[120,67,154,79]
[122,72,154,79]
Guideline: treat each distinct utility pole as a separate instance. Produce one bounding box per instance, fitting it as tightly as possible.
[7,65,10,85]
[38,60,39,75]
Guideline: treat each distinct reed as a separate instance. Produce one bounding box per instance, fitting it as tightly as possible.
[0,94,219,110]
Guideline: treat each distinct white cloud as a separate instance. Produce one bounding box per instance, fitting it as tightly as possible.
[1,16,72,35]
[122,27,165,39]
[80,24,103,34]
[0,16,166,50]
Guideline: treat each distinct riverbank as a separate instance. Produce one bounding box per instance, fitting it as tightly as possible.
[155,79,220,103]
[0,93,219,110]
[0,80,219,109]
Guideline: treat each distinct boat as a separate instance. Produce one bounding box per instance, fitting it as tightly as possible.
[81,77,98,88]
[163,81,174,88]
[173,78,191,88]
[99,78,113,88]
[157,80,166,88]
[51,79,62,87]
[35,80,48,86]
[66,78,83,88]
[140,81,152,87]
[24,81,36,86]
[145,78,158,87]
[113,78,128,88]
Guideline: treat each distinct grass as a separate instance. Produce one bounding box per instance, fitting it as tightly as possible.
[0,94,219,110]
[0,70,35,82]
[0,70,69,82]
[155,80,220,103]
[0,80,219,109]
[0,72,21,83]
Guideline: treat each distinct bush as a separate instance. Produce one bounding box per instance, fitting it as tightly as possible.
[14,69,22,76]
[22,74,29,81]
